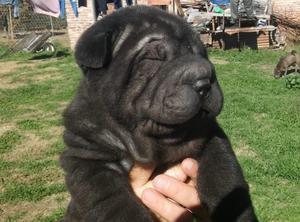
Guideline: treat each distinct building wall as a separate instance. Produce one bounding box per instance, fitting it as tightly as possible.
[271,0,300,42]
[65,1,95,49]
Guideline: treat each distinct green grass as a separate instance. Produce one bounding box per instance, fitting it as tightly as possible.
[0,131,22,154]
[212,47,300,221]
[31,208,65,222]
[0,44,74,221]
[0,43,299,221]
[0,182,65,203]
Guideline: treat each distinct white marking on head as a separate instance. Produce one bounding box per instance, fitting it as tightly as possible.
[112,24,164,58]
[133,34,164,54]
[112,25,134,57]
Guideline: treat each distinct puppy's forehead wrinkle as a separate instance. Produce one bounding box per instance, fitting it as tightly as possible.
[112,24,134,57]
[135,34,164,53]
[113,26,165,59]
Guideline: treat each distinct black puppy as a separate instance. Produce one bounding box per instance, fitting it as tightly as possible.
[60,6,258,222]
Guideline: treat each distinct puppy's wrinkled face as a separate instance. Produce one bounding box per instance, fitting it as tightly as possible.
[74,6,224,163]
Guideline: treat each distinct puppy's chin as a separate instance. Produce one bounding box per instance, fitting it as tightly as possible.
[132,114,211,163]
[156,130,188,145]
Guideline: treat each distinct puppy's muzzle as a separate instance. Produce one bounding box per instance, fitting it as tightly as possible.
[143,56,223,125]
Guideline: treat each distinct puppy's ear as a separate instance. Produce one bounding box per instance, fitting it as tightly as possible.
[75,32,112,69]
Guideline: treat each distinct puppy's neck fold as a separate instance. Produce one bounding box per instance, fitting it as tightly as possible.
[98,126,154,164]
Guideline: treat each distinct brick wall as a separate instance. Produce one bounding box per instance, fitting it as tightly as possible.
[65,1,95,49]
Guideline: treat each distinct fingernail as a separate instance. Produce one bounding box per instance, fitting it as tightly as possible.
[183,158,196,171]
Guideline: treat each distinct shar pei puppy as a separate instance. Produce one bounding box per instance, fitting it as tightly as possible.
[60,5,258,222]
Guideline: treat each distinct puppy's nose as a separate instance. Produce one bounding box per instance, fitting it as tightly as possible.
[193,79,211,97]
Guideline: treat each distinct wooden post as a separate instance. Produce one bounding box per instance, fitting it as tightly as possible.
[8,5,14,39]
[90,0,97,22]
[222,14,225,31]
[212,17,216,31]
[174,0,184,16]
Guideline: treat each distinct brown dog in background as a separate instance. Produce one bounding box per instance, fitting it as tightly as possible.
[274,50,300,78]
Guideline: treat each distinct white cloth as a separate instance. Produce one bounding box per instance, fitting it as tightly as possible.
[30,0,60,18]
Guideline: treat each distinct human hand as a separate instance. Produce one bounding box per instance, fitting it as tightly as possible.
[130,158,203,222]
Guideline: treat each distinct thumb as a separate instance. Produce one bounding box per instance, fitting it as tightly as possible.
[130,163,154,187]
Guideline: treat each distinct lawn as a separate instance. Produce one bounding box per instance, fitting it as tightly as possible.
[0,43,299,222]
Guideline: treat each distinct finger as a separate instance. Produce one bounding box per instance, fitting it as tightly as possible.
[164,164,188,182]
[141,188,194,222]
[181,158,198,180]
[130,163,155,188]
[130,164,155,198]
[152,174,200,209]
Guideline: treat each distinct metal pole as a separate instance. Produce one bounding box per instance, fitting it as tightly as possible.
[8,5,14,39]
[49,16,54,36]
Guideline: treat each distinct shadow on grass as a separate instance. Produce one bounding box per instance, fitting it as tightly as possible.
[29,49,71,60]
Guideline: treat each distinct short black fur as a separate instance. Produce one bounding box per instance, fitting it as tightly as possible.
[60,6,258,222]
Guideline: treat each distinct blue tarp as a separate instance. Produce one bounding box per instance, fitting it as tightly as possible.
[211,0,230,5]
[0,0,20,17]
[0,0,13,5]
[69,0,78,17]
